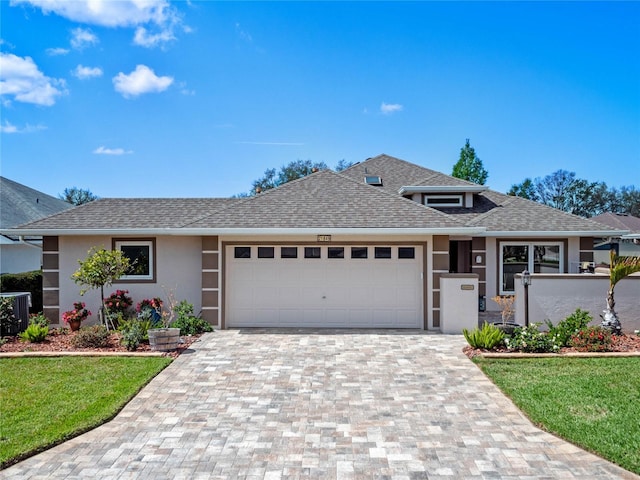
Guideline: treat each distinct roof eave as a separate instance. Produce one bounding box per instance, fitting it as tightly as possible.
[1,227,487,237]
[479,230,629,238]
[398,185,489,195]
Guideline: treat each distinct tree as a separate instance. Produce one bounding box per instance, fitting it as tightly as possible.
[335,159,354,172]
[71,247,130,329]
[601,250,640,334]
[508,178,538,201]
[245,159,329,195]
[59,187,97,206]
[452,139,488,185]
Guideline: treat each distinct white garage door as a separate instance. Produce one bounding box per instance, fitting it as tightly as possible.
[226,245,423,328]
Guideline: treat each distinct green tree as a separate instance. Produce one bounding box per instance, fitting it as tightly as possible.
[508,178,539,201]
[452,139,488,185]
[59,187,98,206]
[72,247,130,329]
[247,159,329,195]
[335,159,354,172]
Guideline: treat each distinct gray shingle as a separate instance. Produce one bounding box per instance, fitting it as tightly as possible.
[186,170,467,229]
[0,177,73,229]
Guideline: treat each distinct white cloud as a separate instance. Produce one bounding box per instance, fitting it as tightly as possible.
[0,52,66,106]
[93,146,133,155]
[178,81,194,96]
[70,27,98,49]
[11,0,183,48]
[380,102,403,115]
[46,47,69,56]
[133,26,175,48]
[235,141,305,146]
[73,64,103,79]
[235,23,253,43]
[1,120,47,134]
[112,65,173,98]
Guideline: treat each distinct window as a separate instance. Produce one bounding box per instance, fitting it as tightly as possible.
[374,247,392,259]
[234,246,251,259]
[351,247,368,259]
[281,247,298,258]
[114,239,155,281]
[304,247,321,259]
[328,247,344,259]
[424,195,463,207]
[500,242,562,293]
[258,247,274,258]
[398,247,415,259]
[364,175,383,186]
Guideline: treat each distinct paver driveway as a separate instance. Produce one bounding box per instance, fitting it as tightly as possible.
[4,330,637,479]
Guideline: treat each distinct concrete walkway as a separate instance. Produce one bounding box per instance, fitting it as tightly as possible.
[4,330,637,479]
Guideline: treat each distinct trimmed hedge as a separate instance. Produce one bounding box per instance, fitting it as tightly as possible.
[0,270,43,313]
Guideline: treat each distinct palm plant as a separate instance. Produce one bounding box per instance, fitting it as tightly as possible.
[601,250,640,334]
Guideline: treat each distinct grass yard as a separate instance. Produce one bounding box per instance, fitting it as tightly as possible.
[0,356,172,468]
[474,357,640,475]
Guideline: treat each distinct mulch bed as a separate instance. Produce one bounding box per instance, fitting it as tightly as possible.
[464,332,640,359]
[0,329,205,358]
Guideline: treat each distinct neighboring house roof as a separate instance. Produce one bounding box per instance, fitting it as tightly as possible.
[2,155,626,238]
[0,176,73,229]
[591,213,640,235]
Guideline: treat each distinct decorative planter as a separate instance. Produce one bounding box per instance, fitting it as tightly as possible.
[492,322,521,336]
[148,328,181,352]
[68,319,82,332]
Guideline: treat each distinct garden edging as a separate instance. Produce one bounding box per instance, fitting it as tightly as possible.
[476,351,640,359]
[0,351,165,358]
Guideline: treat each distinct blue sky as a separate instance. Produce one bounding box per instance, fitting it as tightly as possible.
[1,1,639,199]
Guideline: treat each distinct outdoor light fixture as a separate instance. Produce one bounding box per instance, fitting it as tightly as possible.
[521,270,531,326]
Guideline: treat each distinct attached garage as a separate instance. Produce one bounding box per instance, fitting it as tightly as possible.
[225,244,424,328]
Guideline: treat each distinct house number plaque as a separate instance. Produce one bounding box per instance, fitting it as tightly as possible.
[317,235,332,242]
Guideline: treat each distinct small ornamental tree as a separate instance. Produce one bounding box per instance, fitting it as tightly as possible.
[601,250,640,334]
[72,247,130,329]
[452,139,488,185]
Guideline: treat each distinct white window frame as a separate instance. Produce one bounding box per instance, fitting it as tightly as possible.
[499,241,563,294]
[424,194,463,207]
[114,239,155,281]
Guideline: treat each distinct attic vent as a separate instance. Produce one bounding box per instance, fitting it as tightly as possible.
[364,176,383,186]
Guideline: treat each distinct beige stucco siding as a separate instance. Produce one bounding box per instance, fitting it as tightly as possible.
[57,236,202,325]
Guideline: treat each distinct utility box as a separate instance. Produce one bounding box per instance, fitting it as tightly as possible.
[440,274,479,334]
[0,292,32,335]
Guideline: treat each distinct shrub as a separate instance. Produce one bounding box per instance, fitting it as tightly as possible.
[104,289,133,317]
[570,326,613,352]
[0,297,19,337]
[29,313,49,328]
[19,323,49,343]
[71,325,110,348]
[118,317,152,351]
[0,270,43,313]
[463,322,505,349]
[506,323,560,353]
[170,300,213,335]
[546,308,592,347]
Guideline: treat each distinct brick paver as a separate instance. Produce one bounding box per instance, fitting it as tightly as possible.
[4,330,638,479]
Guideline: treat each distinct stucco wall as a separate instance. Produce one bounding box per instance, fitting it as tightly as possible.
[0,243,41,274]
[513,274,640,332]
[58,236,202,325]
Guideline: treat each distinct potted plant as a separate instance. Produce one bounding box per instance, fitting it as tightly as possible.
[62,301,92,331]
[144,293,181,352]
[491,295,520,335]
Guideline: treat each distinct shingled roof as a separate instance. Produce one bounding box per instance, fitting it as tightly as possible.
[18,198,237,230]
[591,213,640,235]
[340,154,477,194]
[4,154,625,237]
[186,169,470,230]
[0,176,73,229]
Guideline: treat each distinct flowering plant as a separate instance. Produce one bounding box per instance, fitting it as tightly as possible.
[136,297,163,313]
[570,326,613,352]
[104,290,133,315]
[62,302,92,325]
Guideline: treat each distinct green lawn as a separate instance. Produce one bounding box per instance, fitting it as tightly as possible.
[0,356,172,468]
[474,357,640,475]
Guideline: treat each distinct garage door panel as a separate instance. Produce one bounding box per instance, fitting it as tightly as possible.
[226,245,423,328]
